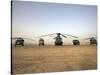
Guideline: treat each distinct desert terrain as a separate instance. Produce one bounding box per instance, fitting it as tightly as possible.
[12,45,97,74]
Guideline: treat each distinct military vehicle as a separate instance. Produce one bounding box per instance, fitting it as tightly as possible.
[38,33,79,46]
[12,37,35,46]
[39,38,44,46]
[84,37,97,45]
[88,37,97,45]
[73,40,80,45]
[15,38,24,46]
[54,33,63,46]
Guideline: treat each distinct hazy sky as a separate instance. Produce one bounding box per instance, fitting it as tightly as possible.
[12,1,97,44]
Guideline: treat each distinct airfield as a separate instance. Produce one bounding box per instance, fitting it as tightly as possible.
[12,45,97,74]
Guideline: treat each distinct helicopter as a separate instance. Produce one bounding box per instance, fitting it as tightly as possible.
[85,37,97,45]
[38,38,45,46]
[73,40,80,45]
[38,33,79,46]
[12,37,35,46]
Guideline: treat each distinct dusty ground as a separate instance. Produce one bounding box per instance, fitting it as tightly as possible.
[12,45,97,74]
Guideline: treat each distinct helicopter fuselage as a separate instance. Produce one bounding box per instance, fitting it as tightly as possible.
[90,39,97,45]
[15,38,24,46]
[39,38,44,46]
[73,40,80,45]
[54,34,63,46]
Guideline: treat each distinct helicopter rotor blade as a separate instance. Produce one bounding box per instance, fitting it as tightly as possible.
[85,37,97,40]
[83,36,97,40]
[60,34,67,38]
[62,33,78,38]
[38,33,56,38]
[23,38,35,41]
[11,37,21,39]
[49,35,56,37]
[12,37,35,41]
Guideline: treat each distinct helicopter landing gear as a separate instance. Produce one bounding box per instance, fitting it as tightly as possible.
[55,41,63,46]
[39,43,44,46]
[15,42,24,46]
